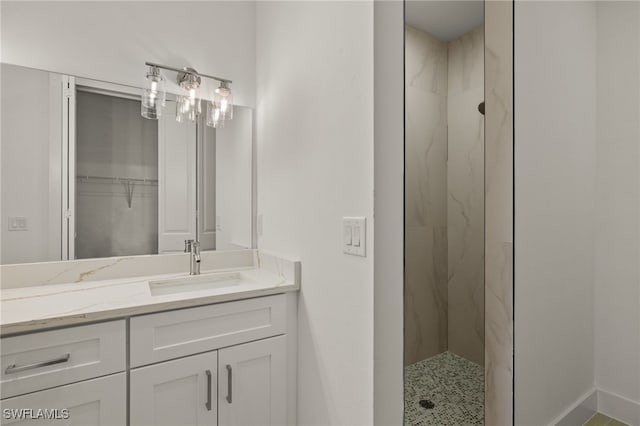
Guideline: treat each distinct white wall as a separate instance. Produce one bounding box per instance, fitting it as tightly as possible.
[595,1,640,412]
[514,2,597,425]
[256,2,374,424]
[1,64,62,264]
[216,107,253,250]
[372,1,404,424]
[0,1,256,107]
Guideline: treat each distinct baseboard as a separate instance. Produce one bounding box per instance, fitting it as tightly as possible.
[551,388,598,426]
[597,389,640,426]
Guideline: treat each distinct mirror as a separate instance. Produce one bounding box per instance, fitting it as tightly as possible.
[404,1,485,425]
[0,63,253,265]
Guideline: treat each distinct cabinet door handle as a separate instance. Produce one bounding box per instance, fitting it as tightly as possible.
[205,369,212,411]
[226,364,233,403]
[5,354,71,374]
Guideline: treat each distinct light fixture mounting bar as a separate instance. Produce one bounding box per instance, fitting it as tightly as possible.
[145,61,232,84]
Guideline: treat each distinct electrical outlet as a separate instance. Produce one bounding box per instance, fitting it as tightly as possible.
[8,216,27,231]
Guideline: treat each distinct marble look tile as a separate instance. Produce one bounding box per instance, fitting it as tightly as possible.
[448,25,485,95]
[485,241,514,426]
[405,26,448,96]
[447,87,485,366]
[485,2,514,424]
[485,6,514,244]
[404,24,449,367]
[405,89,448,228]
[404,226,448,365]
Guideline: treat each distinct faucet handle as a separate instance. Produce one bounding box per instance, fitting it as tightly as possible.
[184,239,193,253]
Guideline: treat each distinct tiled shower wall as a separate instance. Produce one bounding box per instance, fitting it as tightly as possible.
[404,24,485,366]
[484,1,514,424]
[404,26,449,365]
[447,26,485,366]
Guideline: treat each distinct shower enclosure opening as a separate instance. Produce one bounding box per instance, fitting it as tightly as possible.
[404,2,485,425]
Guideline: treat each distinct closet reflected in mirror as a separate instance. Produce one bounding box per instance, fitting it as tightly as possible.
[0,63,253,265]
[404,1,485,425]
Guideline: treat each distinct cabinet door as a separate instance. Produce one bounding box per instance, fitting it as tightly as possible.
[130,351,217,426]
[218,336,286,426]
[1,373,125,426]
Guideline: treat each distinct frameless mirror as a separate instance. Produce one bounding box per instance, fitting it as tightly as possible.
[0,63,253,265]
[404,1,485,425]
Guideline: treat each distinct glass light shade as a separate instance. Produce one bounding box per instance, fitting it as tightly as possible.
[176,95,201,123]
[141,67,166,119]
[214,83,233,121]
[206,101,224,128]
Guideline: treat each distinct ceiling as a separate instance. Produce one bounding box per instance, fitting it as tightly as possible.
[405,1,484,42]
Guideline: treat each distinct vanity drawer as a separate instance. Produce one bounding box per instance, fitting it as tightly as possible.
[130,294,286,367]
[0,321,126,399]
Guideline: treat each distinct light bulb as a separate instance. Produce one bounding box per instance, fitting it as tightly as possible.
[206,100,224,128]
[141,66,165,119]
[214,82,233,121]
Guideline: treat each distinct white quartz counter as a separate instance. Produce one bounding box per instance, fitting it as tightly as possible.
[0,251,300,336]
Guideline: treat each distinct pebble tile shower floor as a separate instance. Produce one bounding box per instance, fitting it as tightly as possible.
[404,351,484,425]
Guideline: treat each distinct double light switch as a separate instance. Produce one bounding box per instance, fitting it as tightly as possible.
[343,217,366,257]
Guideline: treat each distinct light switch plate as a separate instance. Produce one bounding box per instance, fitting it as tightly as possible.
[343,217,366,257]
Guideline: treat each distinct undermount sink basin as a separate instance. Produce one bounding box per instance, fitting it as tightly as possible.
[149,272,243,296]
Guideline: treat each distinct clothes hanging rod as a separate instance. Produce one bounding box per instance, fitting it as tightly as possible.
[77,175,158,184]
[145,61,232,84]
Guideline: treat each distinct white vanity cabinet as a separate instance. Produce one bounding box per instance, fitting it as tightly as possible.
[129,293,290,426]
[0,321,127,426]
[130,351,218,426]
[217,336,287,426]
[1,374,126,425]
[129,336,287,426]
[0,293,294,426]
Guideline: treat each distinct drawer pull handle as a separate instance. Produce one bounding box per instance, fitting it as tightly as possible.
[5,353,71,374]
[205,369,212,411]
[226,364,233,403]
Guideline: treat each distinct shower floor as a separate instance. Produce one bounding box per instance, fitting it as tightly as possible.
[404,351,484,426]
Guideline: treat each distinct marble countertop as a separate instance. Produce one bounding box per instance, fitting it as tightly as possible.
[0,266,299,336]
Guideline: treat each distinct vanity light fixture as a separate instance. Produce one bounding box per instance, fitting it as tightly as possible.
[141,61,233,128]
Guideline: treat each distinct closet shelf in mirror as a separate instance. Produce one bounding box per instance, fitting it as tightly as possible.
[76,175,158,208]
[76,175,158,186]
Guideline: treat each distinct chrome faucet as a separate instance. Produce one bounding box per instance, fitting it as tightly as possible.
[184,239,201,275]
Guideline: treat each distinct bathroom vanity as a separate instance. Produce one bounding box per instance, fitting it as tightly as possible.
[0,250,299,426]
[0,57,296,426]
